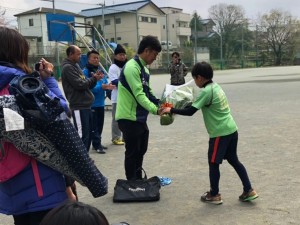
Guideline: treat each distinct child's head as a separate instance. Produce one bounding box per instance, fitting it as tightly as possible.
[40,200,109,225]
[191,62,213,87]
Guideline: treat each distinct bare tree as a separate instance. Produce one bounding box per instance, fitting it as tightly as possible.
[0,7,9,26]
[258,9,299,65]
[208,3,248,62]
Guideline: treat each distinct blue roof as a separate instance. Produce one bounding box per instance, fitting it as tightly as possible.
[79,0,157,17]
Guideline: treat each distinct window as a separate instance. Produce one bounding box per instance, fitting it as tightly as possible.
[172,24,174,28]
[117,37,121,40]
[163,25,165,29]
[140,16,148,22]
[150,17,157,23]
[104,19,110,26]
[115,18,121,24]
[29,18,34,26]
[140,16,157,23]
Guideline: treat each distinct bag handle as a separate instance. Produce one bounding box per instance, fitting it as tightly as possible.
[137,167,147,180]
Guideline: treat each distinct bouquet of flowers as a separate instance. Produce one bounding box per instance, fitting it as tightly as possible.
[160,80,196,125]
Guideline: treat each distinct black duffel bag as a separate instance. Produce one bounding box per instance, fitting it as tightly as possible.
[113,168,161,202]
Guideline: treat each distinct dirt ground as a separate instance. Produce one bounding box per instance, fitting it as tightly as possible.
[1,66,300,225]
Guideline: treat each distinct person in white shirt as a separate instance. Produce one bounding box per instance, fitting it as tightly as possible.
[108,44,127,145]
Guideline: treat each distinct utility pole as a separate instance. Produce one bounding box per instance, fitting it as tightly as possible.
[98,1,106,68]
[41,0,60,78]
[166,14,169,64]
[194,16,197,64]
[241,22,244,68]
[135,11,139,48]
[215,32,223,70]
[256,24,259,67]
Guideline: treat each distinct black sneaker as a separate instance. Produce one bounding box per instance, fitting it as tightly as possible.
[95,148,106,154]
[101,145,108,150]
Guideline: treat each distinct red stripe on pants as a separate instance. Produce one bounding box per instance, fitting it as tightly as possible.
[211,137,220,163]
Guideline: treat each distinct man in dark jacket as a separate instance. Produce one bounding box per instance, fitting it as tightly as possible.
[61,45,103,152]
[168,51,188,85]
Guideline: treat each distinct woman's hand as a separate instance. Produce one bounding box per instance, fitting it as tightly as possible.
[66,186,77,202]
[38,58,54,80]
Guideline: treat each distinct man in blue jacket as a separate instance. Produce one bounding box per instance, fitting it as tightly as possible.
[83,50,115,154]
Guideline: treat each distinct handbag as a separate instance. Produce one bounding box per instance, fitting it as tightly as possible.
[113,168,161,202]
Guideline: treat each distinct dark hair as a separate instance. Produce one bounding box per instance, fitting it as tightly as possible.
[0,26,31,73]
[66,45,78,57]
[87,49,100,59]
[137,35,161,54]
[171,52,180,57]
[114,44,126,55]
[40,201,109,225]
[191,62,213,80]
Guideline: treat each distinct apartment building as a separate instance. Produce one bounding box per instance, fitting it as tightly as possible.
[79,0,165,51]
[160,7,191,49]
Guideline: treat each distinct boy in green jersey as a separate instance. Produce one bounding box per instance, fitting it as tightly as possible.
[161,62,258,205]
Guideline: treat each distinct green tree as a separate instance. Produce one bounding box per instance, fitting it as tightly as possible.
[190,12,203,31]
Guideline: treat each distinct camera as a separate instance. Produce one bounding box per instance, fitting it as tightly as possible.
[34,62,44,71]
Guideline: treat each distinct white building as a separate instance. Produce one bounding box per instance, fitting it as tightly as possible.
[14,8,85,56]
[79,0,165,51]
[160,7,191,49]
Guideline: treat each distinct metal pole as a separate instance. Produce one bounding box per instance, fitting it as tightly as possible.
[100,1,107,69]
[241,22,244,68]
[256,24,258,67]
[220,34,223,69]
[52,0,61,79]
[136,11,139,48]
[41,0,59,77]
[194,16,197,64]
[102,4,104,38]
[166,14,169,64]
[52,0,55,14]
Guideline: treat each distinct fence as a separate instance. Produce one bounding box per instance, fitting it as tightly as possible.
[28,43,297,79]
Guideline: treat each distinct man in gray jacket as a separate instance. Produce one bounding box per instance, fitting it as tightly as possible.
[61,45,103,152]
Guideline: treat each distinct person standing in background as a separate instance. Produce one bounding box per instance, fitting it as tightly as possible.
[168,51,188,86]
[83,50,115,154]
[108,44,127,146]
[61,45,103,152]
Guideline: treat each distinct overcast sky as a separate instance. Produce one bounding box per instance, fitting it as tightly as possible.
[2,0,300,25]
